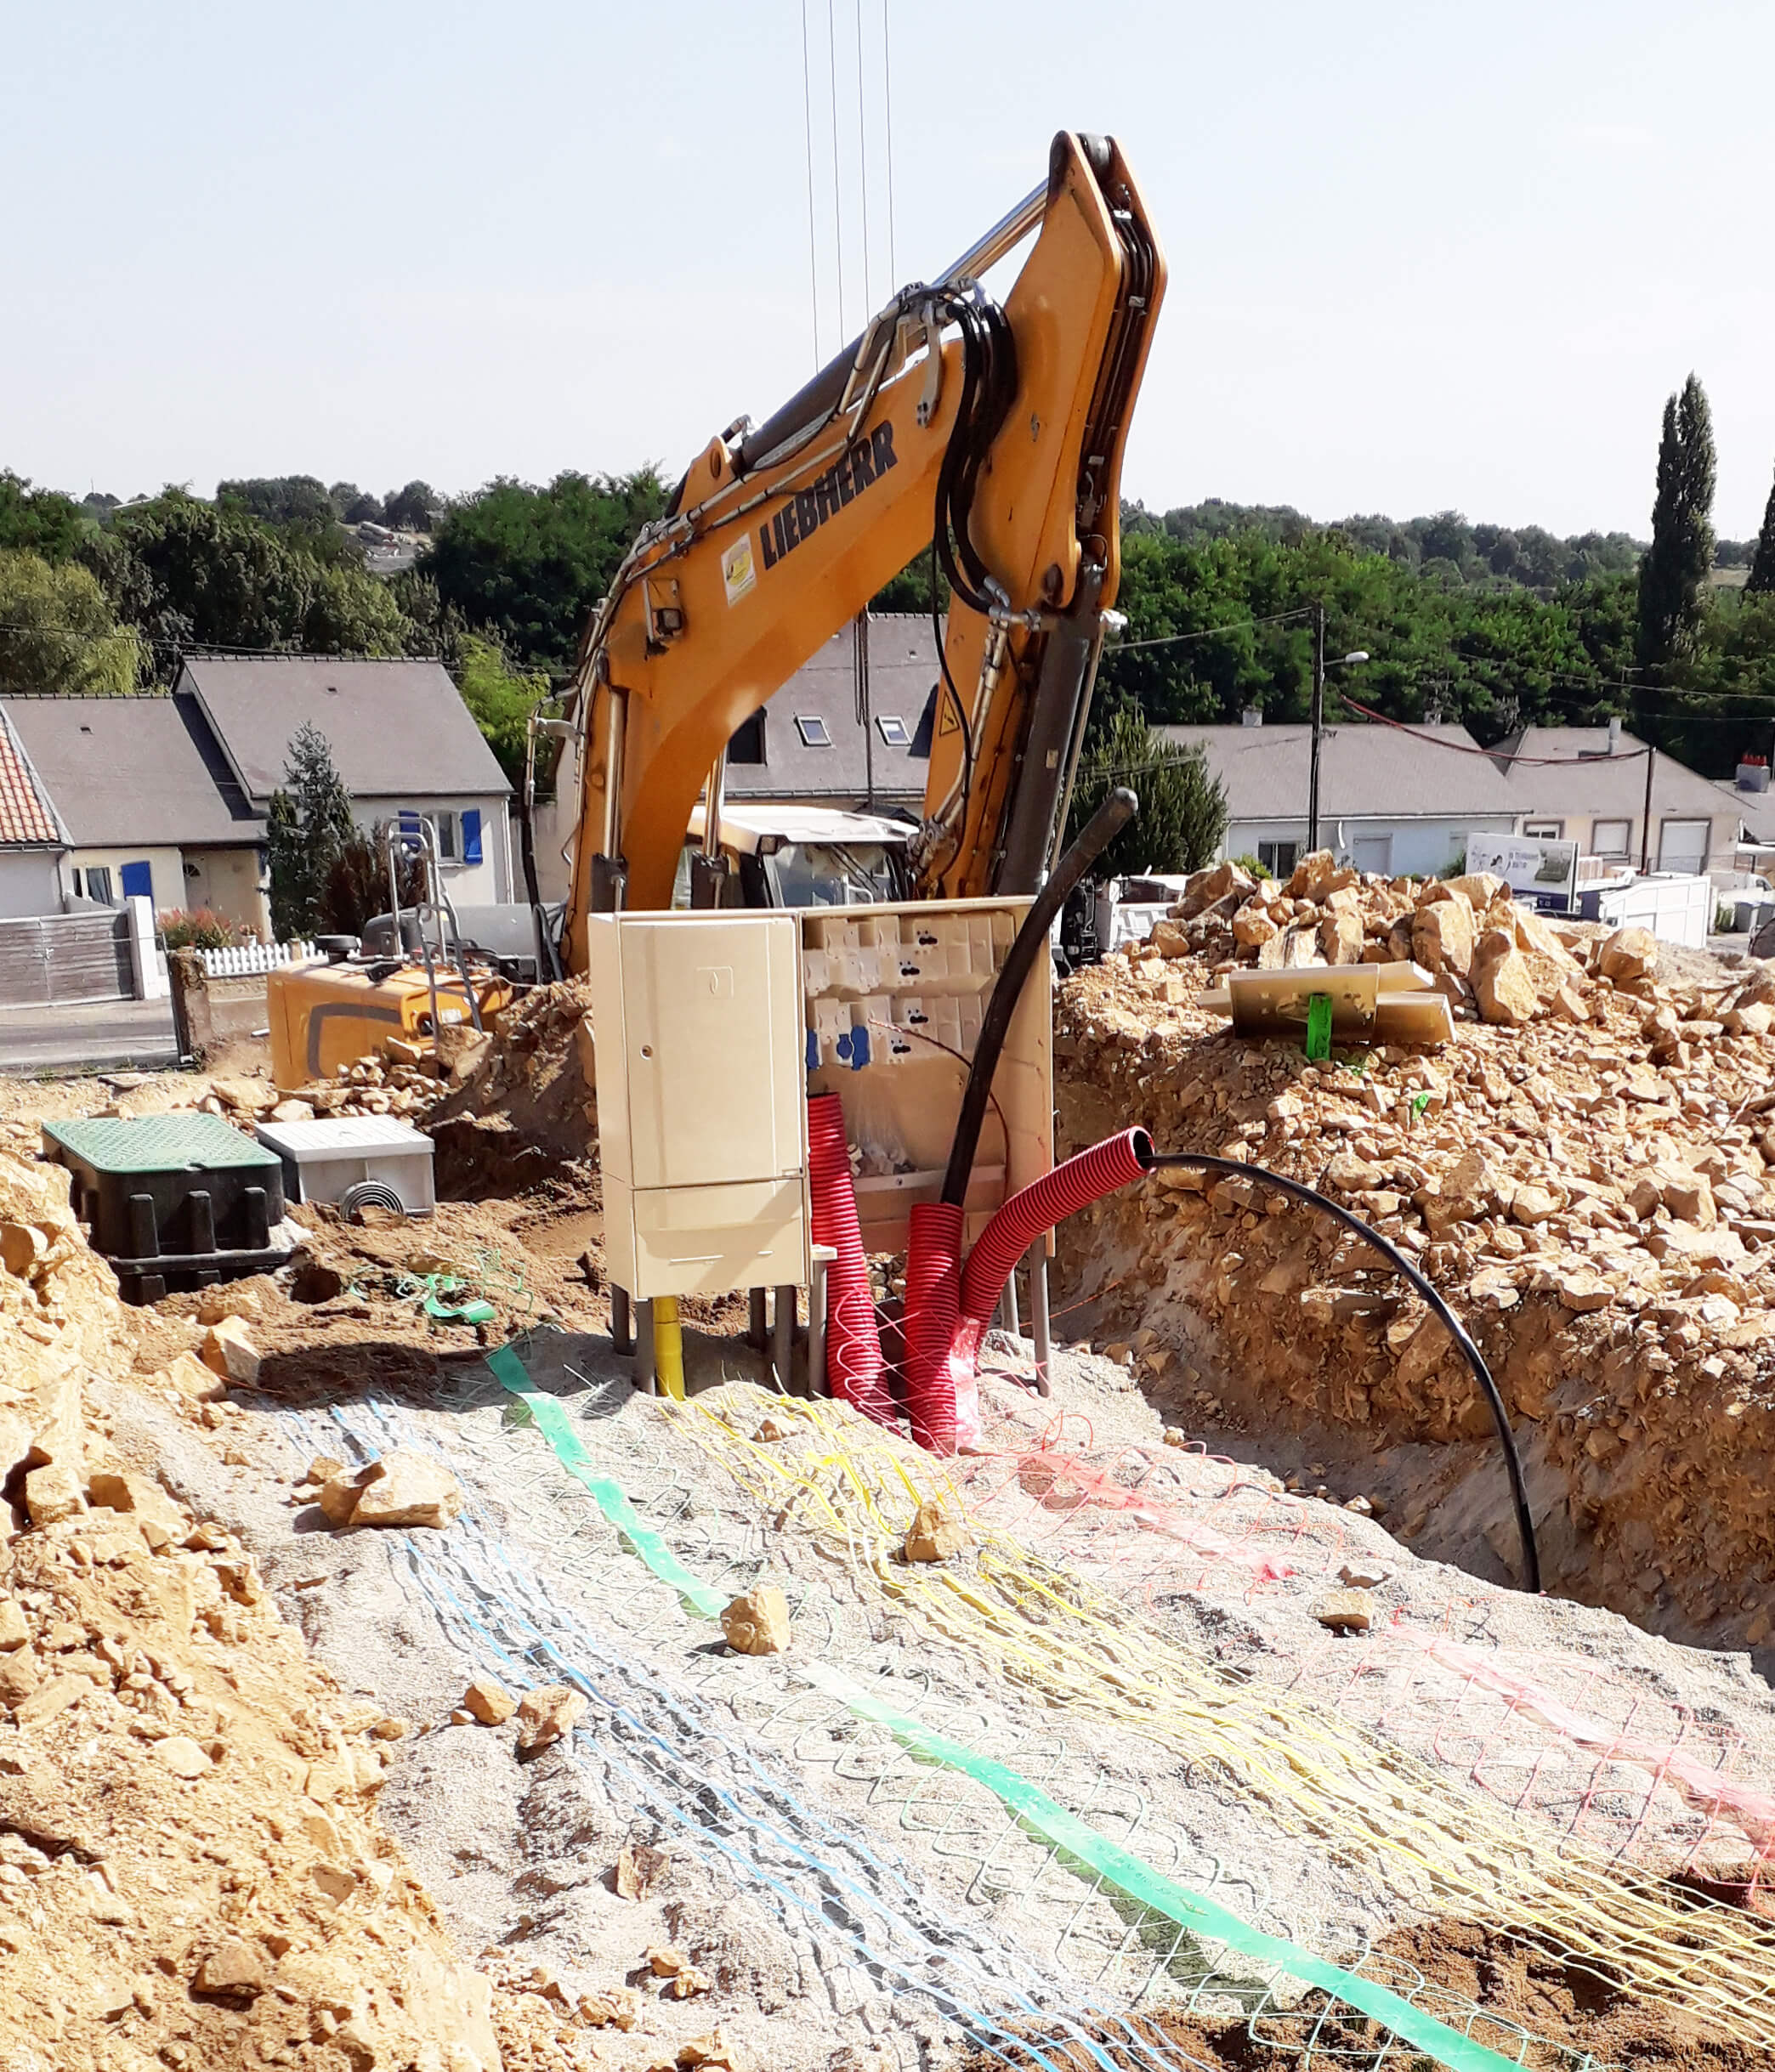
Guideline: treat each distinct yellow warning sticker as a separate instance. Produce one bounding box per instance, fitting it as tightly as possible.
[722,535,757,608]
[936,692,962,739]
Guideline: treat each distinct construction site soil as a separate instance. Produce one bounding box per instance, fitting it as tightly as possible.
[7,894,1775,2070]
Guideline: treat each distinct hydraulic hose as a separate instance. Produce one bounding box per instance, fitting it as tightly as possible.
[961,1128,1150,1323]
[806,1093,893,1426]
[1137,1148,1540,1596]
[939,784,1137,1208]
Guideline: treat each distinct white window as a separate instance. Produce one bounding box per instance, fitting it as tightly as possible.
[74,866,115,905]
[1523,819,1563,839]
[876,714,910,747]
[1256,841,1299,878]
[1591,818,1630,858]
[795,715,832,748]
[1659,818,1710,875]
[434,811,458,861]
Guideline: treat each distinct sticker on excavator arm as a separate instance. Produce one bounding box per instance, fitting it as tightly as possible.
[721,535,757,607]
[936,694,962,739]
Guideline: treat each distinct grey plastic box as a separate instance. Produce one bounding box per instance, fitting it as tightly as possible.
[253,1115,436,1215]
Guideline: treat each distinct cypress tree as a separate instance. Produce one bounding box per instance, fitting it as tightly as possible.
[266,722,355,939]
[1748,467,1775,595]
[1636,372,1717,667]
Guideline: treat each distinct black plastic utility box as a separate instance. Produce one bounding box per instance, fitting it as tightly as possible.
[43,1114,292,1305]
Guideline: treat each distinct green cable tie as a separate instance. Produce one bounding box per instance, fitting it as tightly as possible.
[485,1343,1522,2072]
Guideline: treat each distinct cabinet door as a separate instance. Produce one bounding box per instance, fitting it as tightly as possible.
[621,916,801,1190]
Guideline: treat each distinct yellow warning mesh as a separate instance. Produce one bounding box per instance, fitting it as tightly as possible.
[669,1394,1775,2054]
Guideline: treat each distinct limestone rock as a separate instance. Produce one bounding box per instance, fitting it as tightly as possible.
[1509,1184,1562,1225]
[349,1450,463,1531]
[1472,948,1540,1027]
[166,1350,228,1402]
[515,1683,587,1753]
[24,1462,84,1526]
[0,1646,39,1707]
[200,1315,260,1386]
[1318,908,1364,967]
[614,1842,669,1900]
[1443,872,1504,909]
[1316,1589,1372,1633]
[156,1735,213,1779]
[0,1220,48,1277]
[903,1498,968,1563]
[1149,918,1192,960]
[0,1599,26,1650]
[196,1285,260,1325]
[269,1098,315,1124]
[318,1463,383,1526]
[1599,926,1659,982]
[1178,859,1256,918]
[1232,904,1279,947]
[461,1675,515,1726]
[721,1585,791,1656]
[87,1468,184,1549]
[195,1939,265,1996]
[1412,897,1475,977]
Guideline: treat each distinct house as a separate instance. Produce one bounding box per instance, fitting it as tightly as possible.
[0,705,71,916]
[3,658,514,936]
[723,614,936,813]
[173,655,515,906]
[1491,723,1775,879]
[1154,716,1520,880]
[3,693,267,930]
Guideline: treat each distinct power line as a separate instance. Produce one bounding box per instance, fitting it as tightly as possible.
[854,0,871,314]
[799,0,821,369]
[1110,608,1315,653]
[826,0,845,344]
[882,0,897,283]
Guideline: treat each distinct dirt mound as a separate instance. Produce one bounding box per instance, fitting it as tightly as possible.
[1055,918,1775,1650]
[424,981,597,1197]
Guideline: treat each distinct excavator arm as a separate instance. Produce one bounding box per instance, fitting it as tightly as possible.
[555,130,1164,965]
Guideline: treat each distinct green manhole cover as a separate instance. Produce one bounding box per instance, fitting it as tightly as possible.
[44,1114,282,1175]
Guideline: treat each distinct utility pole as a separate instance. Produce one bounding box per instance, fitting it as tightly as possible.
[1639,740,1655,875]
[1307,603,1325,854]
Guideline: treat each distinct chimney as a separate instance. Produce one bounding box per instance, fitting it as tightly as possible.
[1608,716,1621,753]
[1738,755,1770,793]
[1240,707,1263,728]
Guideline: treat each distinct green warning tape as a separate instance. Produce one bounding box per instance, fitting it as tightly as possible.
[487,1345,1520,2072]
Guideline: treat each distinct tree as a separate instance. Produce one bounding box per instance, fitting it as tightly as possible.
[454,634,550,787]
[216,475,337,529]
[1637,373,1717,668]
[1747,467,1775,596]
[1064,705,1227,879]
[420,469,667,671]
[0,473,87,563]
[266,723,356,939]
[317,826,426,937]
[87,494,413,659]
[383,481,439,531]
[0,552,140,694]
[329,483,385,525]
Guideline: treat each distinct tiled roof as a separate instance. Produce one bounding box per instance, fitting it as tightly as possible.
[0,707,68,847]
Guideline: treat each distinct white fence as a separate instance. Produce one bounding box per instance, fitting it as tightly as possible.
[198,940,316,978]
[1585,872,1712,949]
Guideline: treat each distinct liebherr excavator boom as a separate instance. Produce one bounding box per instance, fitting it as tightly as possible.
[266,132,1162,1085]
[550,128,1164,963]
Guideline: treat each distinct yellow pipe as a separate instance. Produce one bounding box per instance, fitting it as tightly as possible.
[654,1296,684,1401]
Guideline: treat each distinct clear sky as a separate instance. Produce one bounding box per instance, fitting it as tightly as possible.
[7,0,1773,538]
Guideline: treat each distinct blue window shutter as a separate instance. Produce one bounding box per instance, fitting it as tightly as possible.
[119,859,153,903]
[462,809,483,864]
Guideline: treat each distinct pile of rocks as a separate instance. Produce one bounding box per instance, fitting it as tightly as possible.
[1143,851,1731,1032]
[1056,920,1775,1640]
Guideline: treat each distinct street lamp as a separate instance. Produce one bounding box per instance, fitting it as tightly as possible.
[1307,603,1370,854]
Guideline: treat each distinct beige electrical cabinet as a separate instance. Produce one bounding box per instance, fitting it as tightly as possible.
[588,911,809,1299]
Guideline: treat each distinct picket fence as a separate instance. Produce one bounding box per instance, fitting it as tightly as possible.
[197,940,318,978]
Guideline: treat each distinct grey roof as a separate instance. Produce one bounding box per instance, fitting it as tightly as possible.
[0,693,262,848]
[725,614,933,806]
[176,655,509,804]
[1154,722,1519,823]
[1495,726,1775,837]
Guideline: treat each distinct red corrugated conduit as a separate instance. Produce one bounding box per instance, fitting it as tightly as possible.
[901,1129,1155,1456]
[960,1129,1152,1324]
[806,1093,893,1425]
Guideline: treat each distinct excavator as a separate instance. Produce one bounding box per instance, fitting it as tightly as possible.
[269,130,1164,1084]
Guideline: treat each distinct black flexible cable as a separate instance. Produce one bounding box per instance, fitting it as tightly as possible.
[1135,1147,1540,1595]
[929,535,973,896]
[939,785,1137,1209]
